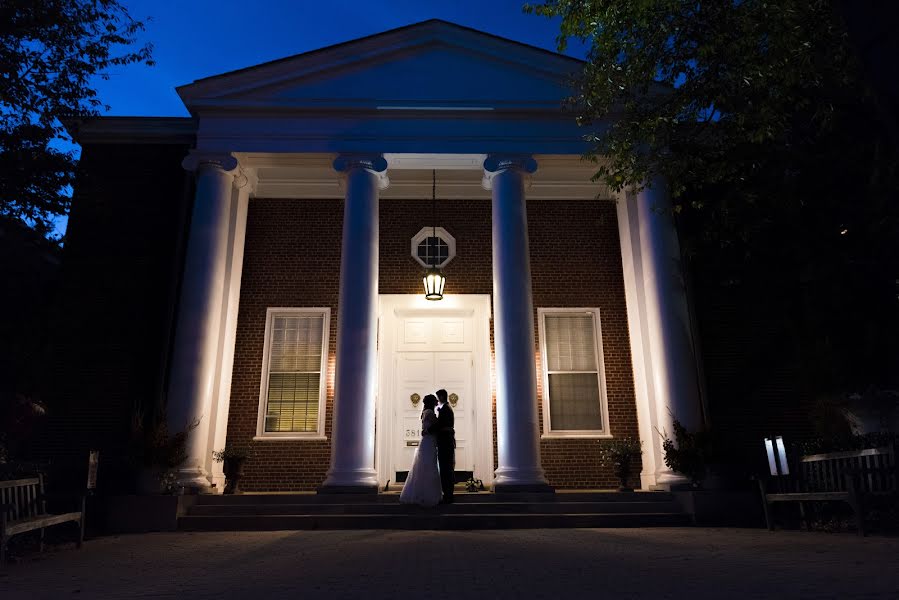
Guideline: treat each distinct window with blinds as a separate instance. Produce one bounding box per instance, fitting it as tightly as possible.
[539,309,607,435]
[258,309,329,437]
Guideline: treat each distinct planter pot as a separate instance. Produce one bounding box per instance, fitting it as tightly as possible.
[222,457,247,495]
[614,465,633,492]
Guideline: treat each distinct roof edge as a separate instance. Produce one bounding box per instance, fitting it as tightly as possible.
[181,18,583,89]
[65,117,196,145]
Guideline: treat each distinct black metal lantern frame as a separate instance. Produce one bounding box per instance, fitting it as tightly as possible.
[422,169,446,300]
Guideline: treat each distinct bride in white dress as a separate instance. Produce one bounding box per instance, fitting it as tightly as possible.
[399,394,443,507]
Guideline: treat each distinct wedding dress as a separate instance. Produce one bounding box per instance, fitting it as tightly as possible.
[399,408,442,507]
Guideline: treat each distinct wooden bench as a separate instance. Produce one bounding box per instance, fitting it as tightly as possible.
[758,443,898,536]
[1,475,84,562]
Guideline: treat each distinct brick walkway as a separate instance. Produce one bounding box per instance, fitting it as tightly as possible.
[2,528,898,599]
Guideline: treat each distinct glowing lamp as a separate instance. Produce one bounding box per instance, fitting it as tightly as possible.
[423,266,446,300]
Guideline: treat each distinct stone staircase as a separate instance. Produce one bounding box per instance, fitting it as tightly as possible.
[178,491,692,531]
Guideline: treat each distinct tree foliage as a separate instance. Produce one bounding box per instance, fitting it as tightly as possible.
[0,0,153,237]
[526,1,890,197]
[528,1,899,401]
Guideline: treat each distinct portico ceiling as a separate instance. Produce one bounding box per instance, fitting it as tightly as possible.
[237,152,613,201]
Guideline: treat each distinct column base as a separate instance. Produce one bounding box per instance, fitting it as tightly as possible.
[209,474,226,495]
[650,470,692,491]
[493,467,552,493]
[639,472,658,491]
[175,468,215,494]
[320,468,379,493]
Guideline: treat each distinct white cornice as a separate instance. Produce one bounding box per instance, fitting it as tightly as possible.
[242,153,612,201]
[384,153,486,170]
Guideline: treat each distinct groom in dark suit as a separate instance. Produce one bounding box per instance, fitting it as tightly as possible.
[433,388,455,503]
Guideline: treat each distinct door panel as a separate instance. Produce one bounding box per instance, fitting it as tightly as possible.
[435,317,467,348]
[394,350,474,476]
[395,311,474,352]
[395,352,435,474]
[435,352,474,473]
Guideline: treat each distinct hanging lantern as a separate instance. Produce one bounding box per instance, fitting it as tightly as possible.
[423,265,446,300]
[422,169,445,300]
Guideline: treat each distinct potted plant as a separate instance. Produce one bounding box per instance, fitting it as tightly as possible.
[598,437,643,491]
[659,418,714,487]
[213,445,252,494]
[130,404,198,494]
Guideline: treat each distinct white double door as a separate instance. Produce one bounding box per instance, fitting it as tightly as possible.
[394,351,473,478]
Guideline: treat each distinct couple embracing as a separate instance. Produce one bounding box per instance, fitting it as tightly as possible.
[399,388,455,507]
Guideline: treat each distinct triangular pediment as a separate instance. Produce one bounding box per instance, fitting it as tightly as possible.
[177,20,583,113]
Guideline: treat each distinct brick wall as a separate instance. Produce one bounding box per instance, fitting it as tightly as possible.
[230,197,639,490]
[37,143,192,474]
[530,201,640,488]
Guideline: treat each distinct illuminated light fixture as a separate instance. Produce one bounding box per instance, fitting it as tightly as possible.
[424,268,446,300]
[422,169,446,301]
[764,435,790,476]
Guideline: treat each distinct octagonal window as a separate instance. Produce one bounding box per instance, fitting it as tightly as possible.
[411,227,455,269]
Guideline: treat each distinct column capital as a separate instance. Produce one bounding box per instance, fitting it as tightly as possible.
[482,155,538,190]
[182,151,240,175]
[333,154,389,190]
[233,167,258,194]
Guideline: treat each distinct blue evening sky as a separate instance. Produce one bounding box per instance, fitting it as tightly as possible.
[96,0,585,117]
[54,1,584,238]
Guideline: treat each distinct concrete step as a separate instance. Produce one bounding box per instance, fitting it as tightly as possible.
[191,491,675,506]
[187,500,684,516]
[178,512,691,531]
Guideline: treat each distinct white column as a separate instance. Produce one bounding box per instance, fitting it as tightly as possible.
[167,152,240,490]
[483,155,552,493]
[616,189,663,489]
[205,170,255,491]
[320,154,388,493]
[623,178,703,488]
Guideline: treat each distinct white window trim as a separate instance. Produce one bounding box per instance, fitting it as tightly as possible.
[411,226,456,268]
[538,307,612,439]
[255,307,330,440]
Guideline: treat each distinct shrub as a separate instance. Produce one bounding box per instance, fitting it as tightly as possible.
[659,419,715,486]
[130,404,198,470]
[212,445,252,463]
